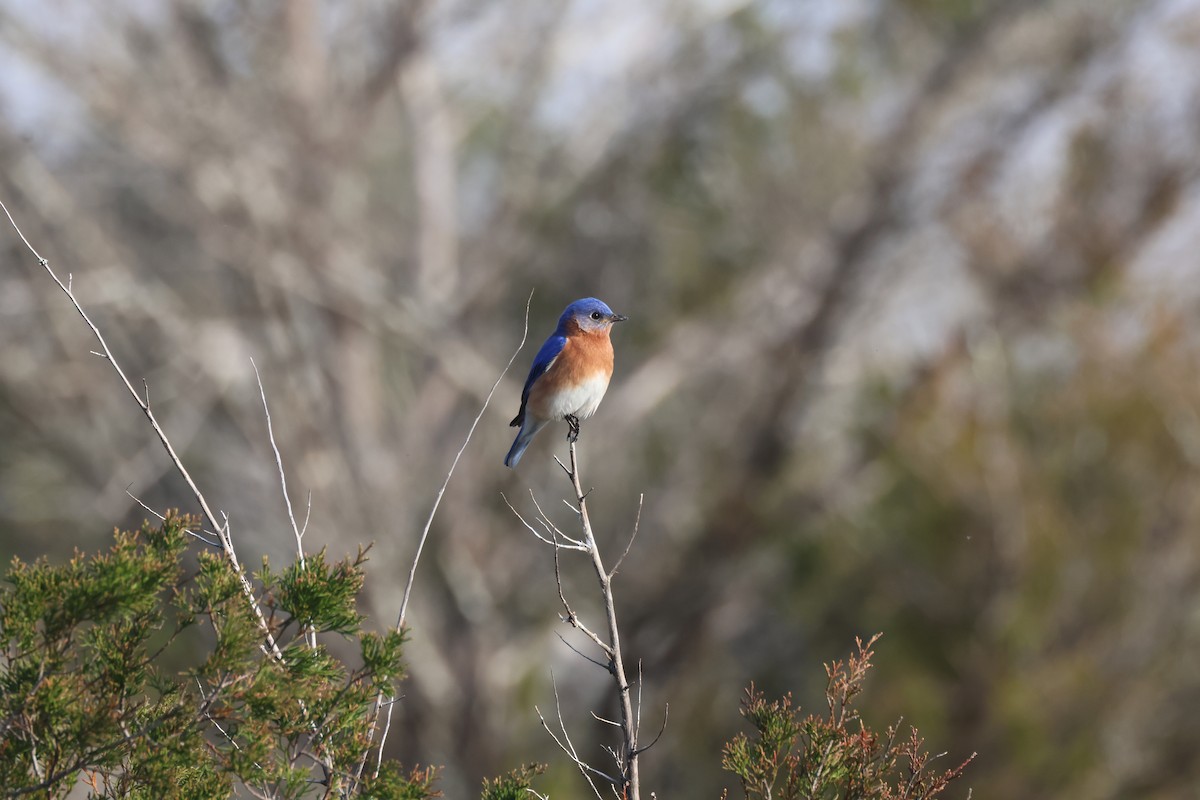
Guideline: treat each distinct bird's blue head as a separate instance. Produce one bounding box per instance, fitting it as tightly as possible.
[558,297,628,334]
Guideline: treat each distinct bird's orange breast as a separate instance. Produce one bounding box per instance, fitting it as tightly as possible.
[527,330,614,420]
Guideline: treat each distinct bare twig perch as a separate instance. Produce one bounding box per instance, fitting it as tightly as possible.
[562,440,643,800]
[520,440,658,800]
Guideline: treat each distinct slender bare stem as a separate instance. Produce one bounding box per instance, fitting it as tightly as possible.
[358,291,534,784]
[609,493,643,579]
[395,290,532,632]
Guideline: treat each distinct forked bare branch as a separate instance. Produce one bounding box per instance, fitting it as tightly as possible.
[632,704,669,757]
[0,198,285,664]
[503,492,587,551]
[530,491,585,547]
[251,357,315,648]
[534,674,619,798]
[547,527,612,659]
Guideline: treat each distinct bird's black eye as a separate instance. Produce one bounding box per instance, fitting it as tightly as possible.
[590,311,602,320]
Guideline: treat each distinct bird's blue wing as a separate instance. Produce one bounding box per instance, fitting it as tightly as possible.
[525,335,567,396]
[510,334,566,427]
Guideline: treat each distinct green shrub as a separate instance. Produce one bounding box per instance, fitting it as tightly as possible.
[722,635,974,800]
[0,513,433,799]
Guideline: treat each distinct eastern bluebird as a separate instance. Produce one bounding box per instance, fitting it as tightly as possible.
[504,297,628,467]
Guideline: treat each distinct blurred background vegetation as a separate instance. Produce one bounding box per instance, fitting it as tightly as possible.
[2,0,1199,796]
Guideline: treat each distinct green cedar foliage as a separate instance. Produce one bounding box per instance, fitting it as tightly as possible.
[0,513,435,799]
[722,635,974,800]
[480,763,546,800]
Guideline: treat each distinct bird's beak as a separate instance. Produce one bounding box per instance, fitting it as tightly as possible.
[611,313,629,323]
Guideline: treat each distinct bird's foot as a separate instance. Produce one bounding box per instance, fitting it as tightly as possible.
[565,414,580,443]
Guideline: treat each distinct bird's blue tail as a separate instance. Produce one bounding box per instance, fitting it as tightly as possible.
[504,419,549,467]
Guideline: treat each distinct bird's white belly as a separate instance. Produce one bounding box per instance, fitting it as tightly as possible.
[536,372,611,420]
